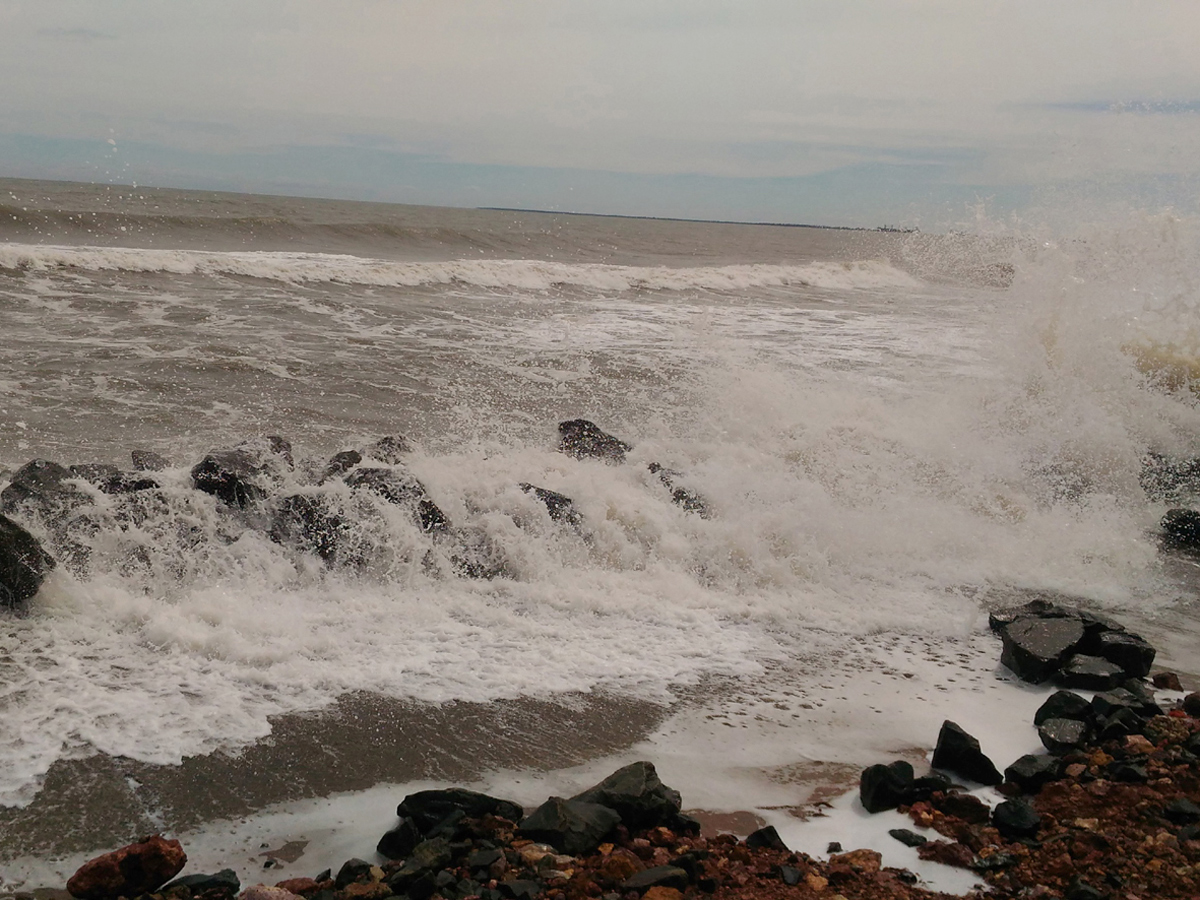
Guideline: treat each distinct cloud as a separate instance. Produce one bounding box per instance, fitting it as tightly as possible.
[1048,100,1200,115]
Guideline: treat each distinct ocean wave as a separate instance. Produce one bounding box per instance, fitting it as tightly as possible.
[0,243,922,293]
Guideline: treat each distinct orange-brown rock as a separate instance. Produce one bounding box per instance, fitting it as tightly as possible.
[641,888,682,900]
[273,878,319,896]
[66,835,187,900]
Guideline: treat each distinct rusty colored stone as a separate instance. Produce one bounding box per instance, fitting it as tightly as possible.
[67,835,187,900]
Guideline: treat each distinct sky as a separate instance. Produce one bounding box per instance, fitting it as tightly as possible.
[2,1,1199,227]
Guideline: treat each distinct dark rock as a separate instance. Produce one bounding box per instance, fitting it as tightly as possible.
[518,796,620,856]
[321,450,362,482]
[191,450,274,508]
[1004,754,1061,792]
[932,791,991,825]
[364,435,412,464]
[1107,762,1148,783]
[1038,718,1090,755]
[970,852,1017,871]
[745,825,788,851]
[466,848,504,869]
[1180,824,1200,842]
[826,842,842,853]
[66,835,187,900]
[426,808,468,841]
[0,512,56,613]
[404,872,437,900]
[1057,654,1126,690]
[345,468,449,534]
[1091,688,1141,719]
[889,829,928,848]
[2,459,92,524]
[162,869,240,897]
[1064,878,1105,900]
[1152,671,1183,691]
[917,840,975,869]
[270,493,349,562]
[1093,631,1156,678]
[992,799,1041,839]
[1117,678,1163,716]
[988,597,1066,633]
[859,760,915,813]
[669,811,702,837]
[620,866,690,892]
[71,465,157,496]
[387,838,453,889]
[1162,507,1200,550]
[497,881,541,900]
[334,859,374,889]
[378,817,422,860]
[396,788,522,834]
[1096,708,1145,740]
[778,865,803,886]
[131,450,170,472]
[999,616,1085,683]
[558,420,631,463]
[519,483,582,529]
[647,464,712,518]
[1034,691,1093,727]
[668,850,705,882]
[1164,798,1200,825]
[932,721,1003,785]
[446,527,509,580]
[1184,692,1200,716]
[909,772,952,801]
[571,761,682,831]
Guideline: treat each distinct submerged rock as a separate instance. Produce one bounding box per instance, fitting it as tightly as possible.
[270,492,349,562]
[344,467,448,534]
[191,450,275,509]
[363,435,411,465]
[67,835,187,900]
[1162,508,1200,551]
[519,483,583,528]
[558,419,631,463]
[1,458,92,524]
[131,449,171,472]
[0,512,56,613]
[647,463,712,518]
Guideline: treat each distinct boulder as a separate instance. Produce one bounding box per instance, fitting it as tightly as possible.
[270,493,348,562]
[1034,691,1093,727]
[191,450,274,509]
[570,761,682,831]
[1038,718,1090,755]
[396,788,523,834]
[1056,654,1126,690]
[519,483,583,529]
[363,435,411,465]
[131,450,171,472]
[992,799,1041,839]
[344,468,448,534]
[859,761,915,813]
[647,464,711,518]
[163,869,240,897]
[518,796,621,856]
[1004,754,1061,793]
[0,512,56,613]
[71,464,157,496]
[1093,631,1157,678]
[320,450,362,483]
[931,721,1002,785]
[558,420,631,463]
[1,458,92,524]
[377,816,422,860]
[999,616,1085,683]
[67,835,187,900]
[1162,508,1200,550]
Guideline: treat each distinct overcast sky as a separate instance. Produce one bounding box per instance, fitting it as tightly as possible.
[2,1,1199,226]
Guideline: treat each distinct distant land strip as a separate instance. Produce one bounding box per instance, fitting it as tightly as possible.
[478,207,917,233]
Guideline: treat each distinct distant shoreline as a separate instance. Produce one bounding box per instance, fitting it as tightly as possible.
[480,206,916,233]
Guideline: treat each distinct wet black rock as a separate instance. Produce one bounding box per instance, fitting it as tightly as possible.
[621,866,690,892]
[131,449,171,472]
[162,869,240,897]
[1163,797,1200,825]
[344,467,449,534]
[558,420,631,464]
[571,760,682,831]
[1108,761,1148,783]
[396,788,523,834]
[992,798,1041,839]
[647,463,712,518]
[889,828,928,848]
[1119,678,1164,716]
[498,880,541,900]
[779,865,804,885]
[1038,717,1090,756]
[519,483,583,529]
[931,720,1003,785]
[1065,878,1106,900]
[745,825,789,851]
[988,597,1068,633]
[364,435,412,464]
[909,772,953,801]
[999,615,1085,683]
[377,816,423,860]
[1093,630,1157,678]
[1,458,92,524]
[1162,507,1200,550]
[519,796,620,856]
[270,493,349,562]
[1004,754,1061,793]
[0,512,56,613]
[334,858,375,889]
[387,838,453,889]
[1057,654,1127,690]
[191,450,274,508]
[1034,691,1094,727]
[446,526,509,580]
[1096,707,1146,740]
[1090,688,1142,719]
[321,450,362,483]
[859,760,915,813]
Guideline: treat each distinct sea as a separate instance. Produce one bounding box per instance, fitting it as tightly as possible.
[1,177,1198,893]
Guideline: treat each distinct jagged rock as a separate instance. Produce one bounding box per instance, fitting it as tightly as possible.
[1162,508,1200,550]
[1093,631,1157,678]
[778,865,804,885]
[518,796,621,856]
[570,761,682,831]
[1004,754,1061,792]
[321,450,361,483]
[344,468,448,534]
[1117,678,1163,716]
[1038,717,1090,755]
[131,450,170,472]
[1096,707,1145,740]
[621,867,690,892]
[647,464,711,518]
[992,799,1041,839]
[931,721,1002,785]
[889,829,927,848]
[1057,654,1126,690]
[67,835,187,899]
[396,788,523,833]
[745,825,788,851]
[0,512,56,613]
[1091,688,1142,719]
[334,859,374,889]
[364,435,411,464]
[163,869,240,897]
[519,483,582,528]
[270,493,348,562]
[999,615,1085,683]
[558,420,631,463]
[386,838,453,890]
[1034,691,1094,727]
[191,450,273,508]
[2,458,92,524]
[377,816,422,860]
[1108,761,1148,783]
[859,760,915,813]
[988,597,1068,633]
